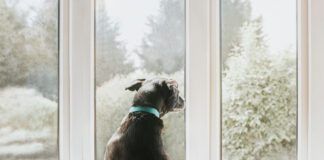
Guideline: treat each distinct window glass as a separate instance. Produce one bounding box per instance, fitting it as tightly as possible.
[95,0,186,160]
[221,0,297,159]
[0,0,59,159]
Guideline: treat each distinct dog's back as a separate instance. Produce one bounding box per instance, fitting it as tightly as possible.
[104,78,184,160]
[104,112,169,160]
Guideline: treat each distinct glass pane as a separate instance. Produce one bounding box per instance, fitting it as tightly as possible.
[95,0,185,160]
[0,0,59,159]
[221,0,297,159]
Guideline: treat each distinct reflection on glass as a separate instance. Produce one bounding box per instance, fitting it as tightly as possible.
[221,0,297,159]
[95,0,185,160]
[0,0,59,159]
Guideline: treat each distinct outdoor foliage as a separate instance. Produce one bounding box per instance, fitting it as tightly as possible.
[138,0,252,73]
[0,0,59,159]
[221,0,251,65]
[25,0,59,100]
[0,0,29,87]
[0,0,59,100]
[96,70,185,160]
[222,20,297,160]
[0,87,58,160]
[96,0,133,86]
[138,0,185,74]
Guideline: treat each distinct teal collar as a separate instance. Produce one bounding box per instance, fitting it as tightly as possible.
[129,106,160,118]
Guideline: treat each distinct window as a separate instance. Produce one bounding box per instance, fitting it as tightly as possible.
[95,0,186,160]
[0,0,59,159]
[221,0,297,159]
[2,0,318,159]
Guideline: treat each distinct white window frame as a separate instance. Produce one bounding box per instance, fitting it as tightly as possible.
[67,0,95,160]
[58,0,320,159]
[59,0,70,159]
[187,0,310,159]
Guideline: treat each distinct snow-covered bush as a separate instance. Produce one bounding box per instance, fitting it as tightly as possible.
[0,87,58,159]
[96,70,185,160]
[222,20,297,160]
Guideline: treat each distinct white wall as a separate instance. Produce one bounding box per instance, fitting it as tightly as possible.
[309,0,324,159]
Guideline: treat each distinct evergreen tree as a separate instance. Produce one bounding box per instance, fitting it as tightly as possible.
[221,0,251,67]
[0,0,28,87]
[139,0,251,73]
[138,0,185,74]
[0,0,59,100]
[222,19,297,160]
[96,0,133,86]
[26,0,59,100]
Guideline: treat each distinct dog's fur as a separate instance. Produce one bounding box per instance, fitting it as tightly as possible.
[103,78,184,160]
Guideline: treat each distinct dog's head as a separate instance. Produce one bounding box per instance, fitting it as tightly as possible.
[126,78,184,117]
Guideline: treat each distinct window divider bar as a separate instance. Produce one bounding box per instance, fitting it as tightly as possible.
[69,0,95,159]
[297,0,309,159]
[186,0,211,159]
[59,0,71,159]
[210,0,221,159]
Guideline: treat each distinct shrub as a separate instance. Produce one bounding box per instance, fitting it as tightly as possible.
[0,87,58,159]
[222,21,297,159]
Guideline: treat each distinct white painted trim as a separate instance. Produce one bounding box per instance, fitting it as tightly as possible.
[210,0,221,159]
[186,0,211,159]
[59,0,70,159]
[69,0,95,159]
[90,0,96,159]
[297,0,309,159]
[308,0,324,159]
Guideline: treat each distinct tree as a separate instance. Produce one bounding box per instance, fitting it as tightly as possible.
[96,0,133,86]
[138,0,251,73]
[221,0,251,67]
[222,19,297,159]
[25,0,59,100]
[0,0,59,100]
[0,0,29,87]
[0,2,59,159]
[138,0,185,74]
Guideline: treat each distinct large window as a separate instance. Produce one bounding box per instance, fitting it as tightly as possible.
[0,0,59,159]
[95,0,186,160]
[221,0,297,159]
[2,0,319,159]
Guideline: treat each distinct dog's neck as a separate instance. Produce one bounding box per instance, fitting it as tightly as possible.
[132,91,165,111]
[129,106,160,118]
[120,111,164,134]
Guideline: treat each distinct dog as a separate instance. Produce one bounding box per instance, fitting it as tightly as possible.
[103,78,185,160]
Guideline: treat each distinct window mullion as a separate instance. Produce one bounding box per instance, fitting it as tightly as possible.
[210,0,221,159]
[59,0,71,159]
[186,0,212,159]
[69,0,95,159]
[297,0,309,159]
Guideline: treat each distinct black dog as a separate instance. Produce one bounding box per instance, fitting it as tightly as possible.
[104,78,184,160]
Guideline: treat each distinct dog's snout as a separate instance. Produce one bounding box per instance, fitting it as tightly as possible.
[179,96,184,103]
[175,96,185,109]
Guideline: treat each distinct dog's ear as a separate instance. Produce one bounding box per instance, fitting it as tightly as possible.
[163,79,179,107]
[125,79,146,91]
[163,79,178,92]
